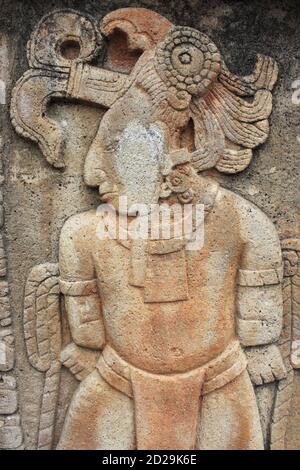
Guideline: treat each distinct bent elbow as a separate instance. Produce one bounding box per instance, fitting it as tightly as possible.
[72,323,105,350]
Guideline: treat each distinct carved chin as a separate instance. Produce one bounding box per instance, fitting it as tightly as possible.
[100,188,163,215]
[100,191,119,204]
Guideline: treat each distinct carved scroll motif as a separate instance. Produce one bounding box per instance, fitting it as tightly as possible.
[10,10,102,168]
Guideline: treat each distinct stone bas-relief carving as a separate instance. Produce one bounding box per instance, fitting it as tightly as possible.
[6,7,299,449]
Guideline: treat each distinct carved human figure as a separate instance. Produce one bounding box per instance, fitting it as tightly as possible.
[56,14,285,450]
[11,8,298,450]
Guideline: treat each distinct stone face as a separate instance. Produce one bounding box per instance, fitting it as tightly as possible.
[0,0,300,451]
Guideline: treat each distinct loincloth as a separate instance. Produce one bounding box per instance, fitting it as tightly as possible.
[96,340,247,450]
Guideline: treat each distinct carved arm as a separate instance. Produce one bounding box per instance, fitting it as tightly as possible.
[237,281,286,385]
[60,279,105,350]
[59,213,105,351]
[236,203,286,385]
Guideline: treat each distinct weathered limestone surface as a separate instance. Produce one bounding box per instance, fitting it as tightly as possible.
[0,0,299,450]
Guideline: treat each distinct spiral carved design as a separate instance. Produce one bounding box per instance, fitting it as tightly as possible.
[155,26,221,97]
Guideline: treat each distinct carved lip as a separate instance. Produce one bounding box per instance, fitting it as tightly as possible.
[100,191,118,202]
[99,181,118,196]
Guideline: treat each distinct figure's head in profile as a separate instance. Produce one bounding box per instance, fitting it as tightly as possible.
[83,21,278,214]
[11,7,278,211]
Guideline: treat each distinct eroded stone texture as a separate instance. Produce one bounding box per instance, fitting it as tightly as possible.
[0,30,23,450]
[1,0,300,451]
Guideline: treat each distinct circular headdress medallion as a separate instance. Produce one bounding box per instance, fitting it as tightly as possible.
[155,26,221,96]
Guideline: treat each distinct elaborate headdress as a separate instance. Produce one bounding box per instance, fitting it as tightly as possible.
[152,25,278,174]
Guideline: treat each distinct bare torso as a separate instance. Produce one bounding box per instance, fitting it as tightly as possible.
[90,190,242,373]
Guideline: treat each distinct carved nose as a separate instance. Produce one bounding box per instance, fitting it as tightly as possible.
[94,169,107,182]
[84,167,107,187]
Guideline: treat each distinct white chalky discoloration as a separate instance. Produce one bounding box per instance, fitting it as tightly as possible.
[116,120,165,206]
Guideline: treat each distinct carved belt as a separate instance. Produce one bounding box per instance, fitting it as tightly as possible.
[96,340,247,450]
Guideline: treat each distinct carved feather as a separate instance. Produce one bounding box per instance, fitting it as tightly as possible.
[270,240,300,449]
[216,149,253,174]
[211,86,273,123]
[219,54,278,97]
[204,90,270,148]
[189,52,278,173]
[24,263,61,450]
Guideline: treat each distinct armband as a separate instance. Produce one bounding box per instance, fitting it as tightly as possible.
[237,266,283,287]
[59,278,98,296]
